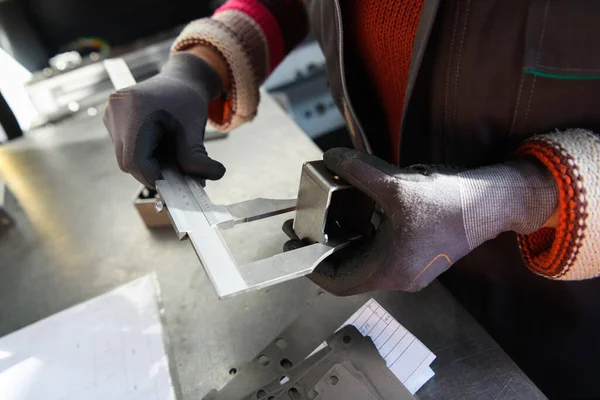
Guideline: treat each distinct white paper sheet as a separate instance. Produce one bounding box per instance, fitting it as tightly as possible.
[312,298,436,395]
[0,274,175,400]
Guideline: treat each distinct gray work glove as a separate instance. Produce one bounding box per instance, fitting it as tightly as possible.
[285,148,558,296]
[103,52,225,188]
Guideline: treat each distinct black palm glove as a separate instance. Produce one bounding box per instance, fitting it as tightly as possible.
[285,148,557,296]
[103,52,225,188]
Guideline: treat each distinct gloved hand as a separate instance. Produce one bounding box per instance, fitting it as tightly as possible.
[103,52,225,188]
[286,148,558,296]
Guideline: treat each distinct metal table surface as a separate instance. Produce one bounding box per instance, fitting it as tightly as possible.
[0,94,545,399]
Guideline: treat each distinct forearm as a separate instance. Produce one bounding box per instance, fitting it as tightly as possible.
[172,0,309,131]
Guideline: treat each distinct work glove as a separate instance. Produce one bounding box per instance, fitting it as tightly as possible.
[285,148,557,296]
[103,52,225,188]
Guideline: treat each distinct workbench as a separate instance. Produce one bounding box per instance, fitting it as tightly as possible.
[0,94,546,399]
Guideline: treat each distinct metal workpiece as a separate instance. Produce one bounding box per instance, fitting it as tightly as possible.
[156,166,345,299]
[293,161,374,244]
[262,325,414,400]
[25,38,174,126]
[221,326,414,400]
[312,363,383,400]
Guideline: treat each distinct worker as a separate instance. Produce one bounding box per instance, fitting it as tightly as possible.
[104,1,600,397]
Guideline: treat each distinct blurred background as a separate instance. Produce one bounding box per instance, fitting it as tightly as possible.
[0,0,350,149]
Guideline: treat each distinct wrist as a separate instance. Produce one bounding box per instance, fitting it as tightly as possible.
[163,52,223,101]
[456,159,558,250]
[503,159,558,234]
[185,45,231,93]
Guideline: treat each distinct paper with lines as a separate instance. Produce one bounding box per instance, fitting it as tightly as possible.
[312,298,436,394]
[0,274,175,400]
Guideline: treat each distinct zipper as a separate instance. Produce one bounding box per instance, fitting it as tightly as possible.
[332,0,373,154]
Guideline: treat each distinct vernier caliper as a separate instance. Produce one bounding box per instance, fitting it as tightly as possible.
[155,161,373,298]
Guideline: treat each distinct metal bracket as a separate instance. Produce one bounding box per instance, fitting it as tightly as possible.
[227,326,415,400]
[294,161,374,244]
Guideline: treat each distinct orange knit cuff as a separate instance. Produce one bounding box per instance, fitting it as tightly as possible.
[515,137,588,279]
[208,97,234,128]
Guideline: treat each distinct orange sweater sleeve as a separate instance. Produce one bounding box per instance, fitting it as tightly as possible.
[515,129,600,280]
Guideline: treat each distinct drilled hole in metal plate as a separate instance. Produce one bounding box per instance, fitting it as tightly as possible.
[256,389,267,399]
[342,335,352,344]
[329,375,339,386]
[315,103,326,115]
[288,387,302,399]
[279,376,290,385]
[229,368,237,376]
[258,355,270,366]
[275,338,288,349]
[280,358,293,369]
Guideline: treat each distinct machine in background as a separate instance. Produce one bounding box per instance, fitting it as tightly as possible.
[0,0,349,150]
